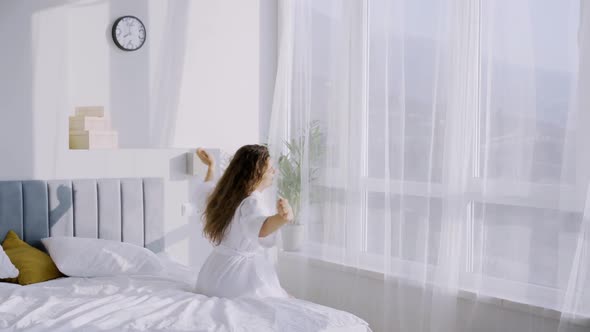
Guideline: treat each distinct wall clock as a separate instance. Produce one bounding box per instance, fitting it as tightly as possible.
[112,16,146,51]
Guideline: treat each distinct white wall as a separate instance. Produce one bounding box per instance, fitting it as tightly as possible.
[172,1,261,151]
[0,0,277,269]
[0,0,268,151]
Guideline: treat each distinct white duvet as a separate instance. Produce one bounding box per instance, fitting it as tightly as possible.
[0,274,368,332]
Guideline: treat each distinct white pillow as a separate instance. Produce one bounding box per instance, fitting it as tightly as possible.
[0,245,18,279]
[41,237,163,277]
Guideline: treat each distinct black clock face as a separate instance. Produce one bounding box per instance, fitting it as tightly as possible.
[112,16,146,51]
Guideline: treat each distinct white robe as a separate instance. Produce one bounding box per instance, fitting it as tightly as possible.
[196,185,288,299]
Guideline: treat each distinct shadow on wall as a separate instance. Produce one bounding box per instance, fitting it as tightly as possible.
[109,0,191,148]
[141,152,212,268]
[169,153,188,181]
[146,223,191,254]
[109,0,149,148]
[0,1,35,179]
[143,175,213,269]
[143,153,191,252]
[167,151,216,268]
[48,185,73,230]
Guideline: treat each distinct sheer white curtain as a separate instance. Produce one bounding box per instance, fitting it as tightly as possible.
[269,0,590,331]
[147,0,190,147]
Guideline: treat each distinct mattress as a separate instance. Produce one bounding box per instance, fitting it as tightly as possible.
[0,274,369,332]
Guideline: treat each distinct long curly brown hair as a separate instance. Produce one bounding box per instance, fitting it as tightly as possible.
[203,144,270,245]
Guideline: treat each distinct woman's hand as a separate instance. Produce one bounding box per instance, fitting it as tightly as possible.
[260,198,295,237]
[197,148,216,182]
[196,148,215,167]
[277,197,294,222]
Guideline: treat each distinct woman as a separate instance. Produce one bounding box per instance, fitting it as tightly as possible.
[195,145,293,298]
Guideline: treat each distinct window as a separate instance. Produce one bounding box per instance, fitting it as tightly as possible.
[291,0,584,312]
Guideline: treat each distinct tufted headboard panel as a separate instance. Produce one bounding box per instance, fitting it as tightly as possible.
[0,178,164,252]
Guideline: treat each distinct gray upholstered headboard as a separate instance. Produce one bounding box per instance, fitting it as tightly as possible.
[0,178,164,252]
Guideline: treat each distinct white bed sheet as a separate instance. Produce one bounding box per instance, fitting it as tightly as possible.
[0,283,20,292]
[0,274,369,332]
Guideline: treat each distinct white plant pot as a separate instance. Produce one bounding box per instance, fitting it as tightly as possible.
[281,224,304,252]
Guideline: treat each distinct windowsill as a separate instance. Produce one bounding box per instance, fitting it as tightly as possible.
[279,244,590,327]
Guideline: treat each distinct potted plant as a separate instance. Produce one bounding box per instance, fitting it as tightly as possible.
[277,121,323,251]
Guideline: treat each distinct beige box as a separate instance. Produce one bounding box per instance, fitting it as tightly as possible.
[75,106,106,118]
[69,130,118,149]
[69,115,111,131]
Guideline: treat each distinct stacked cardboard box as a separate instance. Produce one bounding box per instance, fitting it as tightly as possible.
[69,106,119,149]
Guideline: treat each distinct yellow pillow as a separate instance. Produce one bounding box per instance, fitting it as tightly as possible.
[2,230,63,285]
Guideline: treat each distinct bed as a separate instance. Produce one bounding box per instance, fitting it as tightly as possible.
[0,178,369,332]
